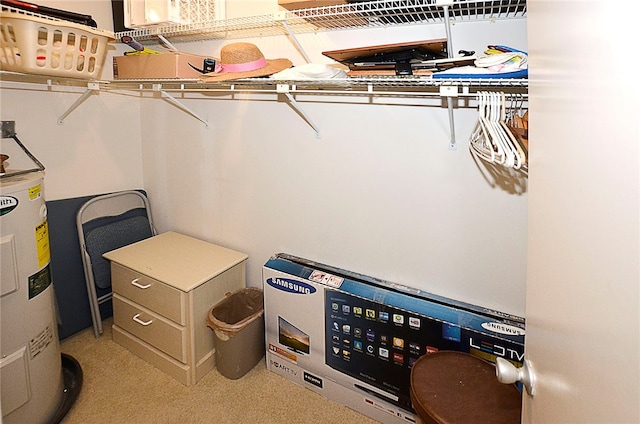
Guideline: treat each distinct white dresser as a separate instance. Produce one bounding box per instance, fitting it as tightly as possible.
[103,231,248,385]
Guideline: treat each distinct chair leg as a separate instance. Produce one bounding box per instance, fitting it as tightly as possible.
[94,293,112,338]
[94,317,103,338]
[92,321,101,338]
[85,277,102,338]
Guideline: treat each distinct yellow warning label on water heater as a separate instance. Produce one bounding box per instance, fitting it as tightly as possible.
[35,220,51,268]
[29,184,42,201]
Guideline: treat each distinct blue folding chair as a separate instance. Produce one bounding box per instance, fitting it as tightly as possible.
[77,190,156,337]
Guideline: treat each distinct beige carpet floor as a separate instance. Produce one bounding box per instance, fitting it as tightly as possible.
[59,318,379,424]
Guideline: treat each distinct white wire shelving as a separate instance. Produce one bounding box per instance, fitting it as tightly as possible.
[0,71,527,141]
[0,0,528,146]
[109,0,528,145]
[116,0,527,42]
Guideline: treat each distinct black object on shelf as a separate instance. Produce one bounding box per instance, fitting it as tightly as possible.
[1,0,97,27]
[111,0,131,33]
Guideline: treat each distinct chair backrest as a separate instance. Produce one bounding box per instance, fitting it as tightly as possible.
[77,190,156,290]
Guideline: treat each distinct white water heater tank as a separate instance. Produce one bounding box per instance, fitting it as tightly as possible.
[1,171,64,424]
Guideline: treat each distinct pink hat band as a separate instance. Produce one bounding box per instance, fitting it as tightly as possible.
[220,57,267,73]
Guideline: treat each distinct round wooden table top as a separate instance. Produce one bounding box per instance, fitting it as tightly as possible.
[410,351,522,424]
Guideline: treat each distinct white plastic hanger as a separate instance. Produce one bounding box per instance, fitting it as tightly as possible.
[470,91,528,170]
[481,91,507,165]
[499,92,525,169]
[469,92,497,163]
[491,92,518,168]
[505,94,529,168]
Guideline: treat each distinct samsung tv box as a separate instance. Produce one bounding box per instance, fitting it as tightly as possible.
[263,253,525,423]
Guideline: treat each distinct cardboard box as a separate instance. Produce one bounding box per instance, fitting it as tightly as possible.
[278,0,347,10]
[263,253,525,423]
[113,52,216,79]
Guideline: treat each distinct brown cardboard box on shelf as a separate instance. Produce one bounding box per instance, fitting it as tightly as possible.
[278,0,347,10]
[113,52,216,79]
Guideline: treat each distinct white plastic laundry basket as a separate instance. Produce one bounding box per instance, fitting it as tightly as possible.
[0,11,114,79]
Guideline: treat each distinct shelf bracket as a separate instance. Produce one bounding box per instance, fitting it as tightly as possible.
[156,34,178,51]
[277,84,320,138]
[440,85,458,151]
[153,84,208,127]
[436,1,457,150]
[57,82,100,125]
[437,0,455,56]
[275,12,311,63]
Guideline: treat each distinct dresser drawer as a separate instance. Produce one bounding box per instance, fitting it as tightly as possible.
[111,263,186,325]
[113,294,187,363]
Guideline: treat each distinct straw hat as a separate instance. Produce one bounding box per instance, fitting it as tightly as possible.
[200,42,292,82]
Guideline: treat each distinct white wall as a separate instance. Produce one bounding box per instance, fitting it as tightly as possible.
[137,19,529,317]
[0,1,529,318]
[0,0,142,200]
[0,85,143,200]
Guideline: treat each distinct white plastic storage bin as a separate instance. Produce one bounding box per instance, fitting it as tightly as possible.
[123,0,217,28]
[0,11,114,79]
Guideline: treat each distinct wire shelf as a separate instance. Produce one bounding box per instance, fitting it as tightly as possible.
[98,76,528,96]
[0,71,528,92]
[1,0,527,131]
[116,0,527,42]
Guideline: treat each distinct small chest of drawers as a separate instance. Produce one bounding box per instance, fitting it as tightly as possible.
[103,231,248,385]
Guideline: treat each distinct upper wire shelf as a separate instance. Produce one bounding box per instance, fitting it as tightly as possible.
[116,0,527,42]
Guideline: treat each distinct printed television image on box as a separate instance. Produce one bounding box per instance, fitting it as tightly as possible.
[279,316,310,355]
[264,253,525,423]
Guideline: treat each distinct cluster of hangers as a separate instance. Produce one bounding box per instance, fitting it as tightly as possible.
[469,92,528,170]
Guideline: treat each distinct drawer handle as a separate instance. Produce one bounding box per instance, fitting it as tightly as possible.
[130,278,151,289]
[132,314,153,326]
